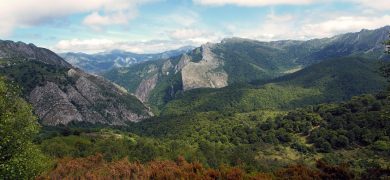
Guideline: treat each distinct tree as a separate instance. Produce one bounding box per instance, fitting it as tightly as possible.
[0,77,49,179]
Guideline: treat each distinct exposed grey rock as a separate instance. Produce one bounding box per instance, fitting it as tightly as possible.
[161,60,173,75]
[0,40,151,126]
[175,54,191,74]
[181,43,228,90]
[75,76,105,102]
[135,73,159,102]
[29,82,83,125]
[29,68,150,126]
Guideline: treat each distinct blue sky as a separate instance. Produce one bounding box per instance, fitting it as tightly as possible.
[0,0,389,53]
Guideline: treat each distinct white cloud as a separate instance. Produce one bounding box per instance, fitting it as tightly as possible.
[168,29,208,40]
[193,0,315,6]
[82,0,150,29]
[0,0,150,36]
[163,11,200,27]
[236,13,300,40]
[55,38,116,53]
[301,15,390,38]
[350,0,390,11]
[235,12,390,41]
[83,11,135,30]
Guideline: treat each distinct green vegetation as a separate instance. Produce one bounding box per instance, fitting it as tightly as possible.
[148,72,183,113]
[103,60,158,93]
[0,58,70,94]
[3,56,388,178]
[35,90,390,176]
[45,55,388,177]
[213,40,292,84]
[162,84,320,116]
[0,77,49,179]
[160,57,386,116]
[0,57,149,120]
[3,29,390,178]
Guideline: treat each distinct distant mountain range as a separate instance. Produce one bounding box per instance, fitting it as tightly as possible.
[60,46,195,74]
[0,40,151,126]
[103,26,390,113]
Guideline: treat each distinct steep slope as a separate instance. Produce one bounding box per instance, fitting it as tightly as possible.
[104,26,390,112]
[272,57,387,101]
[161,57,387,116]
[0,40,150,126]
[61,46,194,73]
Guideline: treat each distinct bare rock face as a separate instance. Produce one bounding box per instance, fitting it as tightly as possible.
[0,40,151,126]
[161,60,173,75]
[29,69,150,126]
[29,82,83,125]
[75,76,105,102]
[135,73,159,102]
[181,43,228,90]
[175,54,191,74]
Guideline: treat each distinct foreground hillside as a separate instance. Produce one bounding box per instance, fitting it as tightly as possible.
[39,154,368,179]
[36,89,390,179]
[0,40,150,126]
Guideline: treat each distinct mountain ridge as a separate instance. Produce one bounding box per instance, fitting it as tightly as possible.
[104,26,390,112]
[0,40,151,126]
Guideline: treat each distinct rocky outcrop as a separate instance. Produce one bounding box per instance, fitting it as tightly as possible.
[135,74,159,102]
[28,69,150,126]
[29,82,83,125]
[175,54,191,74]
[161,60,173,75]
[0,40,151,126]
[181,43,228,90]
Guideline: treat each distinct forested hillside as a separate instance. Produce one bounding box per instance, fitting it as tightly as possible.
[35,89,390,179]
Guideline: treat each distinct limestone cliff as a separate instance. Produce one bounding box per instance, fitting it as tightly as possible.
[135,73,159,102]
[181,43,228,90]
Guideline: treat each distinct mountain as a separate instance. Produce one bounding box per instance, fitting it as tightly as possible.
[0,40,151,126]
[104,26,390,112]
[0,40,71,68]
[60,46,195,73]
[161,56,387,116]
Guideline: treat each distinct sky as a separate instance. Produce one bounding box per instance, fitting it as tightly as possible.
[0,0,389,54]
